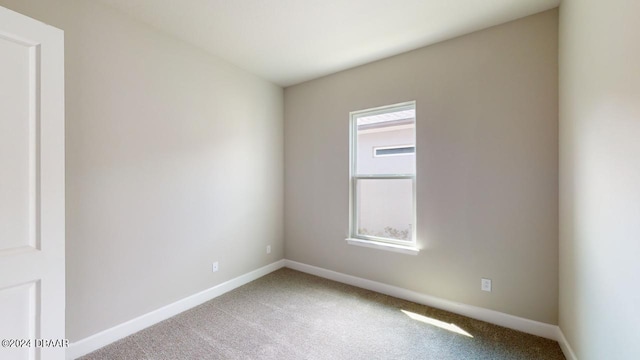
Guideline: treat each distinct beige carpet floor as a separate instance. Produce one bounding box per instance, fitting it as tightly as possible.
[80,268,565,359]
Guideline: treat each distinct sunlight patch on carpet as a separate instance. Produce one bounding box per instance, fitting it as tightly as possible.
[401,310,473,338]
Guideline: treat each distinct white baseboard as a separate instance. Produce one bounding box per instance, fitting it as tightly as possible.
[67,259,286,360]
[284,260,561,341]
[556,327,578,360]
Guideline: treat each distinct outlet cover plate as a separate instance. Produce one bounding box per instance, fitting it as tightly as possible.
[481,278,492,292]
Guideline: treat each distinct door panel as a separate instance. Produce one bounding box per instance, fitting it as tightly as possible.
[0,35,33,251]
[0,282,38,360]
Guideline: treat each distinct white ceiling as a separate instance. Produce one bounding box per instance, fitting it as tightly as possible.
[98,0,559,87]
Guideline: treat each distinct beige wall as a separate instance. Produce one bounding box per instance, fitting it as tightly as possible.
[0,0,283,341]
[285,10,559,324]
[559,0,640,358]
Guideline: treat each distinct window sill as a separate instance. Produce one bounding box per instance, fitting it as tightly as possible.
[345,238,420,255]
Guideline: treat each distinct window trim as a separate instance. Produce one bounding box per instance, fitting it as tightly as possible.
[346,237,419,255]
[348,101,418,249]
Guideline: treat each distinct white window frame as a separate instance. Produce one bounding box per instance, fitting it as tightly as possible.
[347,101,418,254]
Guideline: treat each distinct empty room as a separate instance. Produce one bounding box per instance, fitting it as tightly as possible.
[0,0,638,359]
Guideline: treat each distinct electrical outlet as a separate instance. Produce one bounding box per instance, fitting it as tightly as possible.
[266,245,271,254]
[481,278,492,292]
[212,262,219,272]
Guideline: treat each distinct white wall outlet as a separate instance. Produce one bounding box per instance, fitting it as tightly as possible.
[212,261,219,272]
[481,278,492,292]
[266,245,271,254]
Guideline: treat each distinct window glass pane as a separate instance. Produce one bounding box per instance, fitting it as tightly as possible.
[356,178,413,241]
[356,109,415,175]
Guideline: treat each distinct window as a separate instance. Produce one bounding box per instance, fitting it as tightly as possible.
[348,101,417,253]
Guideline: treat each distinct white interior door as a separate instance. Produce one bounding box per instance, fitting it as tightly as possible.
[0,6,65,360]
